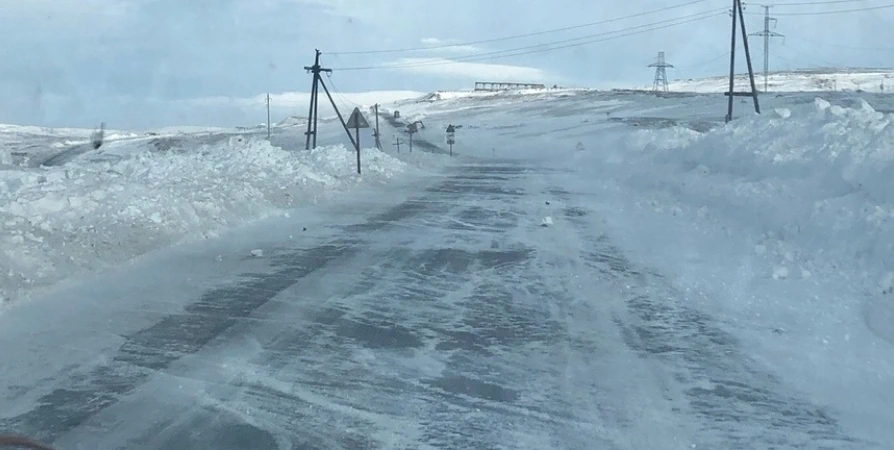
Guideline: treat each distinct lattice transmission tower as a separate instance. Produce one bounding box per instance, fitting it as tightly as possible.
[649,51,674,92]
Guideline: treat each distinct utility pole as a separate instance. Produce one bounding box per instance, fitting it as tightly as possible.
[725,0,760,123]
[266,93,271,139]
[304,49,357,150]
[393,136,402,154]
[749,5,784,92]
[648,51,674,92]
[373,104,381,150]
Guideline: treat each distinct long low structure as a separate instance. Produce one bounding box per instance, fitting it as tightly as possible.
[474,81,546,92]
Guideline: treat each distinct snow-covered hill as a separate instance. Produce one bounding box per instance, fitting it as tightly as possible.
[664,67,894,93]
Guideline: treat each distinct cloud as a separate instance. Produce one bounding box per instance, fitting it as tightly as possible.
[0,87,426,129]
[126,90,427,128]
[280,0,398,23]
[0,0,137,25]
[387,58,551,83]
[417,37,481,54]
[419,37,444,45]
[180,90,424,109]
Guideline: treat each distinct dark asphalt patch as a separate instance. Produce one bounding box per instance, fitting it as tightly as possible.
[336,319,424,350]
[425,374,520,403]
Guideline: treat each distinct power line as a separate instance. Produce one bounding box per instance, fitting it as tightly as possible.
[325,73,361,108]
[787,35,894,51]
[779,41,845,66]
[768,50,817,67]
[682,51,733,70]
[333,11,724,71]
[748,3,894,15]
[771,44,840,67]
[327,0,709,55]
[766,0,881,6]
[331,10,726,71]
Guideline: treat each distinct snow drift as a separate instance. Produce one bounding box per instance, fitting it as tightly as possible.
[1,136,407,306]
[625,98,894,268]
[620,96,894,346]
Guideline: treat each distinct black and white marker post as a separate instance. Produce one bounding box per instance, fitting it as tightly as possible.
[446,124,455,157]
[345,107,370,174]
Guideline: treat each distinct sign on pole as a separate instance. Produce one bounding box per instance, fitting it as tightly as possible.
[446,124,455,157]
[346,107,370,174]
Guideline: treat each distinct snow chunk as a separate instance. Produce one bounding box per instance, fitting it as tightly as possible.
[626,126,703,153]
[772,266,789,280]
[814,97,832,112]
[881,272,894,294]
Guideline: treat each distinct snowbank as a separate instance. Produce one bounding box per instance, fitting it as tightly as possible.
[0,136,407,306]
[564,95,894,441]
[620,96,894,340]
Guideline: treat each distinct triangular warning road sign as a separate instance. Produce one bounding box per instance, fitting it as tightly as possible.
[345,107,370,129]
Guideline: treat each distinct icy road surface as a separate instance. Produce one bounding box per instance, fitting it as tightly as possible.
[0,155,864,449]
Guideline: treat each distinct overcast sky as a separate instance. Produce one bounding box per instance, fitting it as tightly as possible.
[1,0,892,129]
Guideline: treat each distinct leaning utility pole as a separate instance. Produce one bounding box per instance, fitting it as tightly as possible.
[648,52,674,92]
[373,104,381,150]
[266,93,271,139]
[725,0,760,123]
[749,5,784,92]
[304,49,357,150]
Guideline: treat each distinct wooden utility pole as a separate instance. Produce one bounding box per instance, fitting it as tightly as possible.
[373,104,382,150]
[725,0,760,123]
[304,49,357,150]
[266,93,271,139]
[304,50,328,149]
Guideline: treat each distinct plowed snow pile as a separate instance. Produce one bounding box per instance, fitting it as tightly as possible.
[1,136,407,305]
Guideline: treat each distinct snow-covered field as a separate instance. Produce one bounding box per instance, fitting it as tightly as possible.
[0,121,438,307]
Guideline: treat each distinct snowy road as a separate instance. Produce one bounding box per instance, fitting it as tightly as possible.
[0,151,866,448]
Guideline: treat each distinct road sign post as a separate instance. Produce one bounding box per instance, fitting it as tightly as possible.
[407,123,417,153]
[345,107,370,175]
[446,124,455,157]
